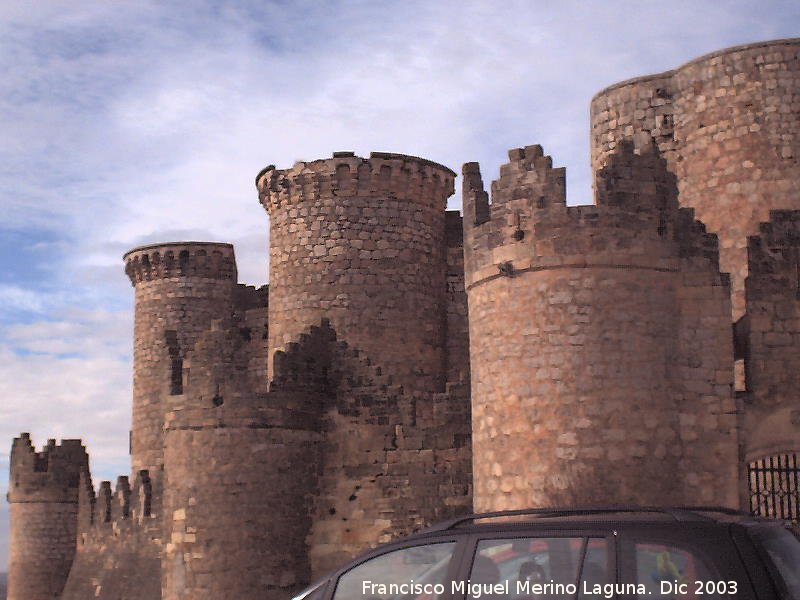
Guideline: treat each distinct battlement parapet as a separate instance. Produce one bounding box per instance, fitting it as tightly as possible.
[463,145,566,228]
[124,242,237,285]
[8,433,88,503]
[463,142,726,288]
[78,470,155,545]
[234,283,268,311]
[256,151,455,213]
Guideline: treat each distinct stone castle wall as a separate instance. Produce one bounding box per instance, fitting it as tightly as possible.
[463,143,738,510]
[258,152,455,393]
[52,152,473,599]
[7,435,88,600]
[740,210,800,462]
[124,242,238,475]
[591,38,800,318]
[60,471,161,600]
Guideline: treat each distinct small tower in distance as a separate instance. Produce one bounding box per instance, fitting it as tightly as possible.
[123,242,238,477]
[7,434,88,600]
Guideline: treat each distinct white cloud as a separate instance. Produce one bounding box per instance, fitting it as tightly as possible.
[0,309,132,475]
[0,285,46,313]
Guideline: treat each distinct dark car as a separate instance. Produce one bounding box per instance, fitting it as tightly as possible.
[292,507,800,600]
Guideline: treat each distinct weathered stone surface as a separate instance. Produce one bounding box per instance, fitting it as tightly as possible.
[258,152,456,394]
[741,210,800,463]
[463,142,738,511]
[592,38,800,318]
[7,435,87,600]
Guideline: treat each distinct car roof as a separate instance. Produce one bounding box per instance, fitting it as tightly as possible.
[405,506,776,539]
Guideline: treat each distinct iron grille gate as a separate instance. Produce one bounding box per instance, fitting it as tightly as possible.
[749,452,800,520]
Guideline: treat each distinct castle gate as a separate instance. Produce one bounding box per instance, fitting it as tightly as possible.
[749,452,800,520]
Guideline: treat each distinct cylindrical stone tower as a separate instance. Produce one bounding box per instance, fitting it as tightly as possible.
[123,242,237,475]
[160,321,321,600]
[256,152,455,393]
[463,144,738,511]
[7,434,88,600]
[591,38,800,318]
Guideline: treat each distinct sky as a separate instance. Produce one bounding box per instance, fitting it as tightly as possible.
[1,0,799,570]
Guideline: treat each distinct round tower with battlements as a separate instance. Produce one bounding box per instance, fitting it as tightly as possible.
[7,434,88,600]
[257,152,455,394]
[592,38,800,319]
[160,320,323,600]
[463,143,739,511]
[123,242,238,476]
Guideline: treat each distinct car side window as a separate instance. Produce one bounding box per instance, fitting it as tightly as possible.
[468,537,609,599]
[332,542,456,600]
[622,541,723,599]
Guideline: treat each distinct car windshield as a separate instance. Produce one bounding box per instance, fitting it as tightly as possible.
[748,523,800,600]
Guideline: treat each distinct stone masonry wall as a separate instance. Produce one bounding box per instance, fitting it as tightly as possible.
[258,152,455,394]
[305,333,472,576]
[592,38,800,318]
[445,212,471,386]
[61,471,161,600]
[7,435,88,600]
[124,242,238,476]
[463,143,738,510]
[741,210,800,461]
[160,311,322,600]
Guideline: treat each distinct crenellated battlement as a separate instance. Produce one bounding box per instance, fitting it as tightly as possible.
[256,151,455,213]
[11,36,800,600]
[462,141,727,289]
[234,283,268,311]
[463,144,566,228]
[124,242,237,285]
[8,433,88,503]
[77,470,155,543]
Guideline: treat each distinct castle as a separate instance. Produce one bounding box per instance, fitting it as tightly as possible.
[7,38,800,600]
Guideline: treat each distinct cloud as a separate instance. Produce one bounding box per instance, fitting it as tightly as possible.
[0,284,46,314]
[0,308,132,467]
